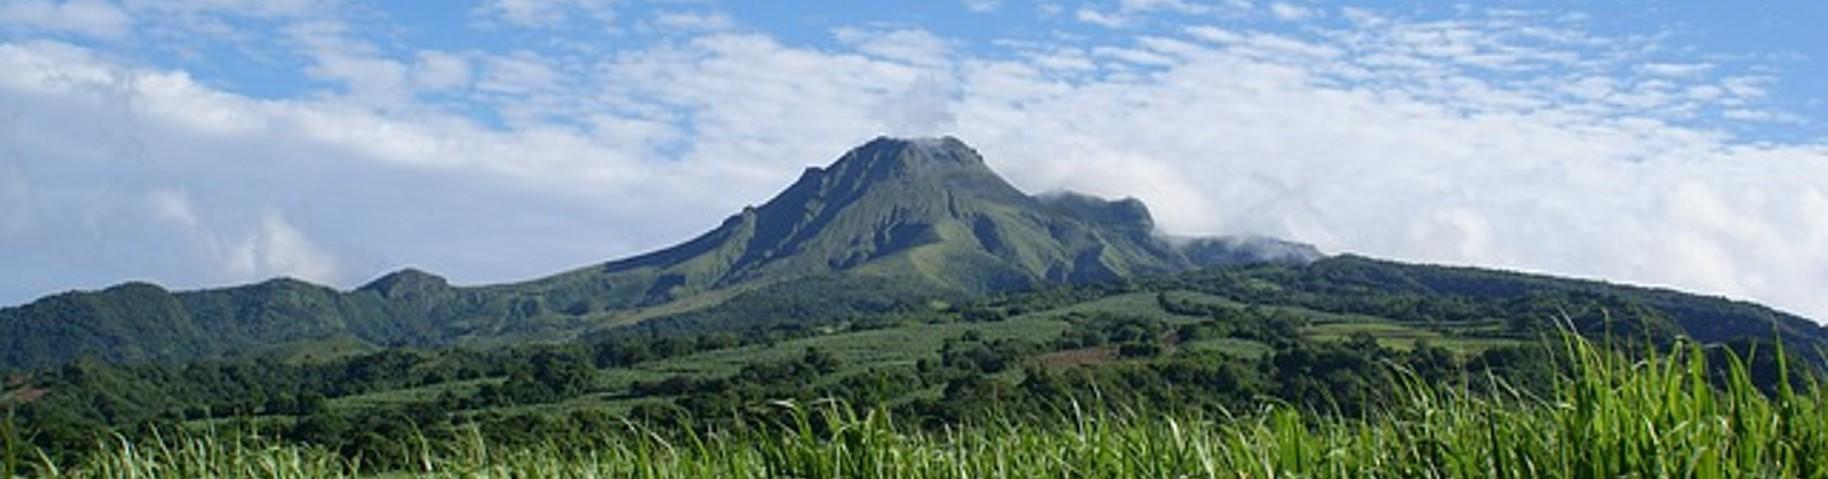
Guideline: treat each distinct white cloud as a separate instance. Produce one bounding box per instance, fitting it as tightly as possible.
[226,211,338,284]
[121,0,328,18]
[1027,48,1096,72]
[0,0,132,39]
[1075,8,1127,28]
[146,190,341,284]
[472,0,616,29]
[1090,45,1174,67]
[962,0,1000,13]
[1184,25,1242,43]
[284,20,423,107]
[595,32,955,185]
[1071,0,1244,26]
[0,164,28,236]
[650,11,733,32]
[0,40,691,296]
[1035,2,1065,17]
[147,189,198,228]
[310,52,410,102]
[1340,7,1383,26]
[1719,75,1772,99]
[833,27,953,68]
[1722,108,1803,124]
[474,50,574,125]
[412,50,471,91]
[1639,62,1713,78]
[882,73,958,137]
[948,13,1828,322]
[478,50,559,96]
[1269,2,1314,21]
[1117,0,1211,14]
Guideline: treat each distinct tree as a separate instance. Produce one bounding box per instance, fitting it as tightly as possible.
[1118,341,1161,358]
[1404,340,1457,384]
[802,347,841,375]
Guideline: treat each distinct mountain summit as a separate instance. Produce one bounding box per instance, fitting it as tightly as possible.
[2,136,1320,369]
[569,136,1320,305]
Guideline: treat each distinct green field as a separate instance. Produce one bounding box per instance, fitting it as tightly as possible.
[1303,321,1523,351]
[326,289,1519,418]
[635,315,1069,377]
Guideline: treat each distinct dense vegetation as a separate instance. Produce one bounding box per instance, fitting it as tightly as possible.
[5,257,1822,476]
[8,330,1823,478]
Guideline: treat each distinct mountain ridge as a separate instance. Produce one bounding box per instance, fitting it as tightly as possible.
[3,136,1819,372]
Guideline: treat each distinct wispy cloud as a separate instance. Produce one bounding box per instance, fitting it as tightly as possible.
[1075,7,1127,28]
[647,11,734,33]
[1269,2,1315,21]
[962,0,1001,14]
[0,0,131,39]
[471,0,618,29]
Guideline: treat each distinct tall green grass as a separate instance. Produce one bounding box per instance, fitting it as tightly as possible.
[16,334,1827,478]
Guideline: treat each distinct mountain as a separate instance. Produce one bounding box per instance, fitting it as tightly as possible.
[0,137,1318,370]
[563,137,1316,298]
[4,136,1822,372]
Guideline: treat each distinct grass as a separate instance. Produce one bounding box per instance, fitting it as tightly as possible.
[330,378,500,411]
[1304,316,1522,352]
[1048,292,1209,324]
[630,314,1069,378]
[1154,290,1523,353]
[305,313,1061,426]
[15,333,1826,478]
[324,314,1069,412]
[1176,337,1272,358]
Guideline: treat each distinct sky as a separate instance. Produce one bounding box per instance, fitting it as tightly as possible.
[1,0,1825,321]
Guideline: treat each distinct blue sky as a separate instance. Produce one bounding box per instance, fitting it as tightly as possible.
[2,0,1826,321]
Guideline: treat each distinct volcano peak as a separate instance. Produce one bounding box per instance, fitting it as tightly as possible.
[831,135,985,174]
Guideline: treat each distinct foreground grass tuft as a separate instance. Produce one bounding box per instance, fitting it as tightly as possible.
[21,335,1828,478]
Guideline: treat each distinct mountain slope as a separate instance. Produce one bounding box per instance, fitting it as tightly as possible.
[0,137,1317,370]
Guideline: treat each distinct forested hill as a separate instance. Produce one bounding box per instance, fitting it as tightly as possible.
[1182,255,1826,345]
